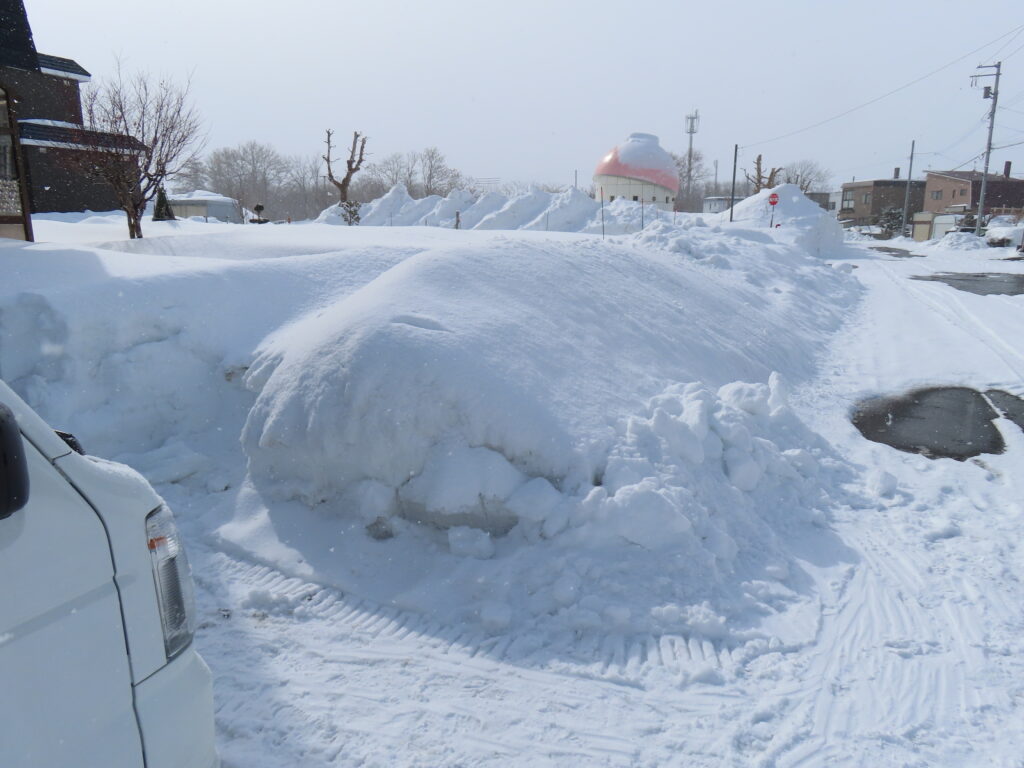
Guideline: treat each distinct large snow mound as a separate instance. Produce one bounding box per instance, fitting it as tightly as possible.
[3,216,858,646]
[715,183,844,257]
[237,225,858,642]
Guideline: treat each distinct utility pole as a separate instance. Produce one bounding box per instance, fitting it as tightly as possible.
[973,61,1001,235]
[729,143,738,222]
[685,109,700,209]
[900,139,916,238]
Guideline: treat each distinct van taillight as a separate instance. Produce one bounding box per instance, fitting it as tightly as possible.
[145,505,196,660]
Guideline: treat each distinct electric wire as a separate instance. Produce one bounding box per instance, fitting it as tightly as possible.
[742,24,1024,149]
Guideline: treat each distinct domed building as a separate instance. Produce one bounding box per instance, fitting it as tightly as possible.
[593,133,679,211]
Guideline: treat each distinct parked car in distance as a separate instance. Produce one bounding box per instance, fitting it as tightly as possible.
[0,379,218,768]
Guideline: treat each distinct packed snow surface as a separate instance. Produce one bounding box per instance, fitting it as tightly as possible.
[5,188,1024,766]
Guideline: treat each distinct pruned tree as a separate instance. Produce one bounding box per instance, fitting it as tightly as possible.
[744,154,784,193]
[71,66,203,238]
[323,129,367,204]
[783,159,831,193]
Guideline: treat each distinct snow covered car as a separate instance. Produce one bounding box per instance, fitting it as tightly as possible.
[0,379,218,768]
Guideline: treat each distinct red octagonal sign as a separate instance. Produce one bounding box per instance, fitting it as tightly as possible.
[768,193,779,206]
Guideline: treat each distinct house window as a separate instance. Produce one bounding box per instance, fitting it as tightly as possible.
[959,188,967,197]
[862,193,871,205]
[841,190,855,210]
[632,195,638,202]
[665,196,670,203]
[931,190,943,200]
[652,195,656,202]
[609,195,615,202]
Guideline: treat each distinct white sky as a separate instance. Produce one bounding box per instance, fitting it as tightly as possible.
[26,0,1024,189]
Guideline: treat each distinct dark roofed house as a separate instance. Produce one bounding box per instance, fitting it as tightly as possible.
[0,0,142,226]
[923,166,1024,216]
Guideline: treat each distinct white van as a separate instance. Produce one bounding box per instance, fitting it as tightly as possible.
[0,379,218,768]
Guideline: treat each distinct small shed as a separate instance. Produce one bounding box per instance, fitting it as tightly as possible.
[166,190,242,223]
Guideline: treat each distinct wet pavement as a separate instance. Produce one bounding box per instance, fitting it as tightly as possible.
[869,245,925,258]
[852,387,1024,460]
[911,272,1024,295]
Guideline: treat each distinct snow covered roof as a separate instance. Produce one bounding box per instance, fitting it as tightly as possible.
[594,133,680,194]
[168,189,238,204]
[37,53,90,82]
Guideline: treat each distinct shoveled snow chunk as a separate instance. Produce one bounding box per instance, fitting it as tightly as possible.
[448,526,495,558]
[505,476,563,523]
[723,446,762,491]
[868,469,898,498]
[718,381,771,417]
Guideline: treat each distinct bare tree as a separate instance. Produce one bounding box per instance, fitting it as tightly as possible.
[170,155,208,193]
[671,150,708,211]
[419,146,467,197]
[72,67,203,238]
[744,154,784,193]
[323,129,367,204]
[366,152,409,189]
[782,159,831,193]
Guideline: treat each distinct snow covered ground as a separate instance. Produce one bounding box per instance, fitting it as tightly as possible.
[3,192,1023,766]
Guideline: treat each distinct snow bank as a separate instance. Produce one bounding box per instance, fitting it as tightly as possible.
[717,183,844,257]
[317,184,838,248]
[4,212,858,645]
[238,224,857,641]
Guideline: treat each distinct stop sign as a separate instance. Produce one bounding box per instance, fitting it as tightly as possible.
[768,193,779,206]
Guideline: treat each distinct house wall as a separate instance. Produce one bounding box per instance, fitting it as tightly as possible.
[979,180,1024,213]
[839,180,922,226]
[0,65,81,123]
[22,145,122,213]
[923,175,971,213]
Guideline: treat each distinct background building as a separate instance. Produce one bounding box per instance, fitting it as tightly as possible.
[839,173,924,226]
[0,0,142,214]
[166,190,243,223]
[593,133,679,211]
[922,166,1024,215]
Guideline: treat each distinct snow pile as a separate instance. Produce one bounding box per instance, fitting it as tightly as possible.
[4,213,857,644]
[718,183,844,257]
[473,186,555,230]
[317,183,837,245]
[986,225,1024,247]
[237,225,857,641]
[319,184,684,234]
[936,231,990,250]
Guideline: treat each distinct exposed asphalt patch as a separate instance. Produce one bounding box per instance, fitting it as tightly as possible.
[852,387,1024,460]
[911,272,1024,295]
[869,245,926,258]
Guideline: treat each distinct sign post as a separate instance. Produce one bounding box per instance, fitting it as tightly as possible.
[768,192,779,228]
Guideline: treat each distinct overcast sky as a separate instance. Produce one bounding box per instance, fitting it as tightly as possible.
[26,0,1024,189]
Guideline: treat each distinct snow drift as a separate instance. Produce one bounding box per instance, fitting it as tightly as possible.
[3,208,857,645]
[236,219,857,641]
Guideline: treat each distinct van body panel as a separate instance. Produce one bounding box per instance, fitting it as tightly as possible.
[0,439,144,767]
[54,450,173,682]
[134,647,220,768]
[0,379,72,460]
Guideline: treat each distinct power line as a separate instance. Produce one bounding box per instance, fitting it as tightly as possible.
[742,24,1024,149]
[989,26,1024,60]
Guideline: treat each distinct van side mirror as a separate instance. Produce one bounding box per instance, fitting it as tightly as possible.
[0,404,30,520]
